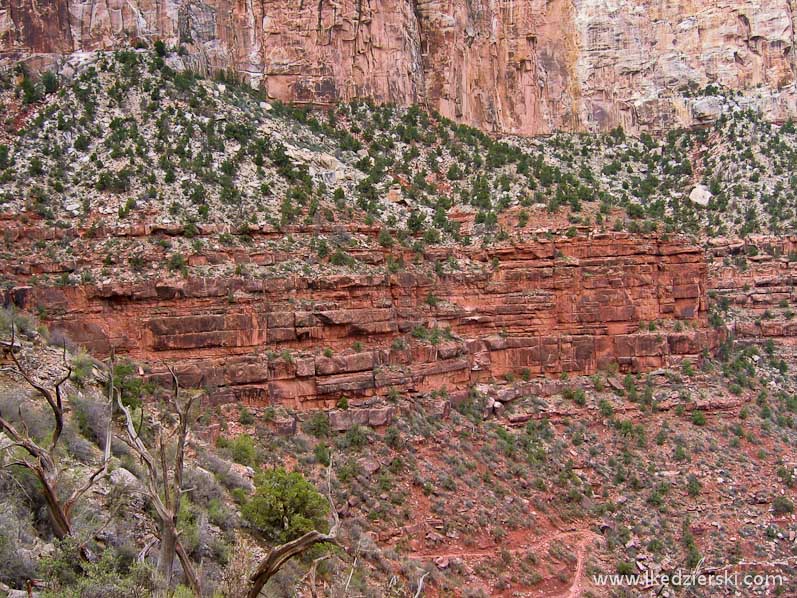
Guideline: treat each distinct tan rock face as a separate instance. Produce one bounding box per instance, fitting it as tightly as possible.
[3,0,796,133]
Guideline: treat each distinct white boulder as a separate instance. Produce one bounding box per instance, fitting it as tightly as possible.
[689,184,712,207]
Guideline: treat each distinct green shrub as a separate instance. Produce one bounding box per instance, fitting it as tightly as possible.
[168,253,187,273]
[73,135,90,151]
[242,468,329,543]
[687,474,701,497]
[41,71,59,94]
[0,144,9,169]
[378,228,394,248]
[563,387,586,406]
[338,425,369,450]
[773,496,794,515]
[303,412,330,438]
[70,352,94,387]
[239,407,254,425]
[40,538,157,597]
[177,499,200,555]
[230,434,257,466]
[616,561,635,575]
[313,443,331,466]
[682,360,695,377]
[598,399,614,417]
[384,426,401,449]
[111,360,150,409]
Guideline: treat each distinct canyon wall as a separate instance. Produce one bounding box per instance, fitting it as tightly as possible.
[3,231,720,409]
[708,236,797,342]
[2,0,797,134]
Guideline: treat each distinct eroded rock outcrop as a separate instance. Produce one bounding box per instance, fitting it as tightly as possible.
[3,232,721,409]
[708,235,797,342]
[3,0,797,134]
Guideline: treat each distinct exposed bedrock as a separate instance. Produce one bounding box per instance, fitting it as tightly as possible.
[3,1,797,134]
[3,233,723,408]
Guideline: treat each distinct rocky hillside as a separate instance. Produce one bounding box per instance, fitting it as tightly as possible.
[2,0,797,134]
[2,283,797,597]
[2,49,797,409]
[0,49,735,408]
[1,47,797,598]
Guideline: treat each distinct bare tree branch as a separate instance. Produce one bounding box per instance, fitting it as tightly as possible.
[115,368,202,595]
[0,326,101,557]
[103,351,115,464]
[64,458,109,518]
[175,536,202,596]
[296,555,329,598]
[414,571,430,598]
[138,537,158,563]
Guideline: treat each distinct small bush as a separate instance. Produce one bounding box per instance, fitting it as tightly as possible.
[230,435,257,466]
[687,474,701,497]
[242,468,329,543]
[378,228,394,248]
[563,387,586,406]
[302,412,330,438]
[337,425,369,450]
[239,406,255,425]
[71,352,95,387]
[313,443,331,466]
[773,496,794,515]
[616,561,635,575]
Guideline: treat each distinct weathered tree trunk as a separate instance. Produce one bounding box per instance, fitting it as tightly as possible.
[157,524,178,587]
[0,329,107,564]
[247,530,341,598]
[40,472,72,539]
[175,537,202,596]
[116,365,202,596]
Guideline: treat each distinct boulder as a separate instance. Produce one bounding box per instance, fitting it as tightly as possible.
[110,467,140,490]
[691,96,725,122]
[689,184,712,207]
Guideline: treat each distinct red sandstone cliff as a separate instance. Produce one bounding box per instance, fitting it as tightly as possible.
[2,0,796,134]
[2,230,721,409]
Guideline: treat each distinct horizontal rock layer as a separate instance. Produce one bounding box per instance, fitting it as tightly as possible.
[4,234,722,408]
[708,235,797,341]
[2,1,797,134]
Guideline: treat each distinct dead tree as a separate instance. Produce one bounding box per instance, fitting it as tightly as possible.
[0,326,108,558]
[247,462,343,598]
[115,365,201,595]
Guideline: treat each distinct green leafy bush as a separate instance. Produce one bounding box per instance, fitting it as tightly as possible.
[242,468,329,543]
[302,412,330,438]
[773,496,794,515]
[230,434,257,466]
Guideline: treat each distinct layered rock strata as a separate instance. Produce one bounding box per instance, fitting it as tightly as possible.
[708,236,797,342]
[2,231,720,408]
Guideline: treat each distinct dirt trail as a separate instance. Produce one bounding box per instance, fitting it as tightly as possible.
[409,526,601,597]
[564,532,594,598]
[409,528,593,561]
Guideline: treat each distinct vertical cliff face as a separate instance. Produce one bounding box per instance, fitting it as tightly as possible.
[412,0,582,134]
[572,0,797,131]
[2,0,797,133]
[2,229,719,409]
